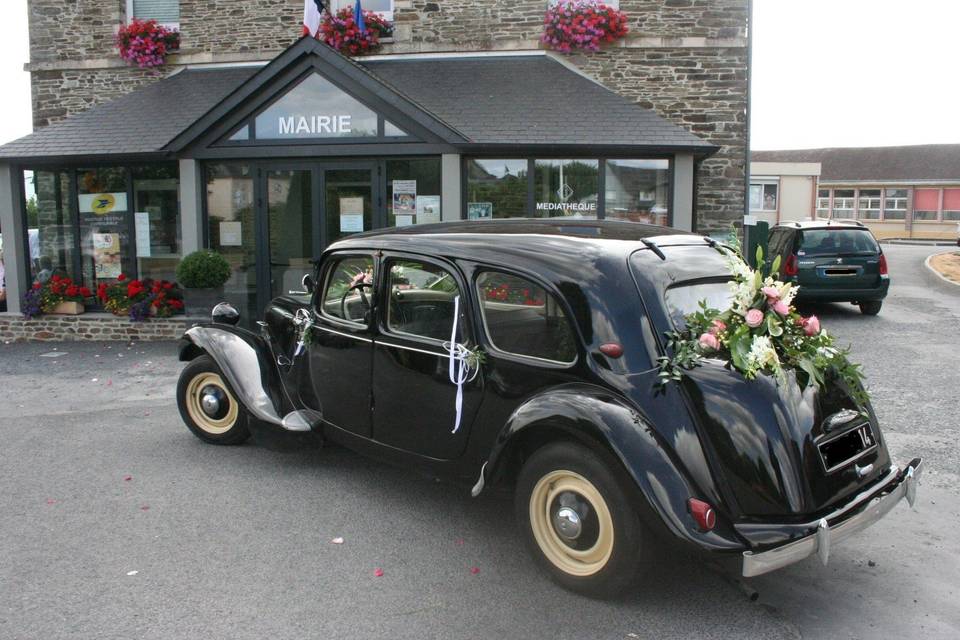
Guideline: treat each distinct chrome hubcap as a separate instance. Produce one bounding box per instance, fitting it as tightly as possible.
[553,506,582,540]
[199,385,226,418]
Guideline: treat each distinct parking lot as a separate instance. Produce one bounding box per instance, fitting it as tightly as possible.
[1,244,958,640]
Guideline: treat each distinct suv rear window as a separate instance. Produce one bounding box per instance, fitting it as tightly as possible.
[799,229,879,256]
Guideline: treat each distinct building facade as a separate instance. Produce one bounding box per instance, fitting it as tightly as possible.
[751,145,960,240]
[0,0,749,316]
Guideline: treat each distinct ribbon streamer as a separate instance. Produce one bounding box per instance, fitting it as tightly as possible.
[444,295,479,434]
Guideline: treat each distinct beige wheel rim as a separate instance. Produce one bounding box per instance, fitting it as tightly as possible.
[184,371,239,435]
[528,470,614,577]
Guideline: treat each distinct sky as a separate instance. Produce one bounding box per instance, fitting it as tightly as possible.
[0,1,957,151]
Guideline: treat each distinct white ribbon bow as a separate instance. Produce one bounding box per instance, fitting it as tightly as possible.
[443,295,480,434]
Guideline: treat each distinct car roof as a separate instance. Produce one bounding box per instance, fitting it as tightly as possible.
[773,219,869,231]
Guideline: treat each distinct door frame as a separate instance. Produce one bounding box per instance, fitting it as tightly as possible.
[253,159,380,314]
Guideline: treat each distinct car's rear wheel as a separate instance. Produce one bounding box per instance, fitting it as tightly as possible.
[177,355,251,445]
[515,441,647,597]
[858,300,882,315]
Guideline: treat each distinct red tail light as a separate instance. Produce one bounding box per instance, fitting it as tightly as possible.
[879,253,888,275]
[784,254,799,276]
[688,498,716,532]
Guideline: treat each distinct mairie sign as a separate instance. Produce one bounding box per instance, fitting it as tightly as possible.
[278,115,352,136]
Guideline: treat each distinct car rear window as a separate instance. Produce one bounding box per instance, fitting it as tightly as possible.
[799,229,879,256]
[664,281,733,327]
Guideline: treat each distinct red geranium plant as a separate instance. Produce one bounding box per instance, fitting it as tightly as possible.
[98,274,184,321]
[116,19,180,68]
[541,0,629,53]
[319,7,392,56]
[21,275,92,318]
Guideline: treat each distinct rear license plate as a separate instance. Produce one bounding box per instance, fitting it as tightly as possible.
[819,423,877,472]
[823,267,858,277]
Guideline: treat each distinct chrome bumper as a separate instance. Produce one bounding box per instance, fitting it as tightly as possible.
[741,458,923,578]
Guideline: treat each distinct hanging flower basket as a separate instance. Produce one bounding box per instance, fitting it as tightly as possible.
[542,0,629,54]
[116,19,180,68]
[320,7,393,56]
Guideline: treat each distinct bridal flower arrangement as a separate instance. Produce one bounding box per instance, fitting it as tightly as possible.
[657,244,868,404]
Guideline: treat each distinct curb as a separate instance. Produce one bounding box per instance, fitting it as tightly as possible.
[924,250,960,288]
[882,239,959,247]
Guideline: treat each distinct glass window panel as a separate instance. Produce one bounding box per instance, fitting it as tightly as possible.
[466,159,528,219]
[883,209,906,220]
[77,167,133,286]
[132,164,180,282]
[28,169,76,284]
[321,255,374,323]
[912,210,938,221]
[267,169,313,298]
[477,271,577,363]
[206,163,257,322]
[255,73,378,139]
[942,210,960,221]
[818,189,830,198]
[386,259,462,342]
[325,168,373,245]
[384,120,408,137]
[132,0,179,23]
[605,159,670,225]
[227,125,249,142]
[386,158,441,227]
[534,159,598,219]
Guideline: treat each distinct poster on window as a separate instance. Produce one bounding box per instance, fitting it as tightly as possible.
[416,196,441,224]
[467,202,493,220]
[92,233,122,279]
[392,180,417,218]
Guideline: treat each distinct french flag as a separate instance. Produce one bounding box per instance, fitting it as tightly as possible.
[303,0,325,37]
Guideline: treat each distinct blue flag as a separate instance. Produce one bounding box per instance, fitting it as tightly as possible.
[354,0,366,34]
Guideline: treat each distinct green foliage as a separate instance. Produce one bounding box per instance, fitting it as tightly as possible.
[175,251,231,289]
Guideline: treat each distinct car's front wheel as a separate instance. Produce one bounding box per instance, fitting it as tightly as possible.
[515,441,648,597]
[177,355,251,445]
[859,300,883,315]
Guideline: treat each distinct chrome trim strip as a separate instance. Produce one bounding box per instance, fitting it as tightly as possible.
[315,325,373,343]
[741,458,922,577]
[376,340,446,358]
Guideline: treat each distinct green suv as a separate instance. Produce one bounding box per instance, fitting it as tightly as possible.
[766,220,890,315]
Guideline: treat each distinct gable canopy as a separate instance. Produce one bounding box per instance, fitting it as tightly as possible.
[0,36,717,163]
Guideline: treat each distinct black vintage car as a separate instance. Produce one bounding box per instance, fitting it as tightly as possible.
[176,219,921,596]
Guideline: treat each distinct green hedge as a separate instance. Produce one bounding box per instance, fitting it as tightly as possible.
[176,251,231,289]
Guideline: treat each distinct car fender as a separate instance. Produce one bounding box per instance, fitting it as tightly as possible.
[485,384,744,552]
[179,324,306,430]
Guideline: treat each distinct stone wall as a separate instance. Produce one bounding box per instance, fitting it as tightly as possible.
[28,0,123,63]
[31,66,161,129]
[571,46,748,232]
[0,313,192,343]
[178,0,302,56]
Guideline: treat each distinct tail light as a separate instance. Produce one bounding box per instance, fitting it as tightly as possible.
[688,498,716,532]
[879,253,888,275]
[784,254,799,276]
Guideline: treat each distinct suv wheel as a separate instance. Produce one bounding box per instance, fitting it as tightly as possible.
[515,441,647,597]
[177,355,251,445]
[858,300,882,315]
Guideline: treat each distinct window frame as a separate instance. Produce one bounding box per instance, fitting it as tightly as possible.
[377,253,471,348]
[473,266,580,368]
[317,252,377,328]
[883,188,908,221]
[749,181,778,213]
[330,0,394,21]
[816,189,831,217]
[831,189,856,219]
[126,0,180,29]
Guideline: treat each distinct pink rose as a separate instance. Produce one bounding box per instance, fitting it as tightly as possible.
[802,315,821,336]
[761,286,781,301]
[772,300,790,316]
[709,319,727,335]
[698,332,720,351]
[745,309,764,328]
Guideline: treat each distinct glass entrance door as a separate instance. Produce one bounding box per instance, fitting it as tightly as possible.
[266,167,316,298]
[324,167,375,246]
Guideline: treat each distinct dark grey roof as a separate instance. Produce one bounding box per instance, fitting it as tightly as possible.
[752,144,960,182]
[0,47,713,161]
[0,67,257,160]
[360,56,713,149]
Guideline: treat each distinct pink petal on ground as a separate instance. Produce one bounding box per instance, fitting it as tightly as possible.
[46,499,57,505]
[455,538,465,546]
[124,475,133,482]
[470,566,480,575]
[140,505,150,511]
[373,568,384,577]
[331,537,344,544]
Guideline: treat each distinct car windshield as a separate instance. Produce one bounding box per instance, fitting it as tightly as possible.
[799,229,879,256]
[664,280,733,327]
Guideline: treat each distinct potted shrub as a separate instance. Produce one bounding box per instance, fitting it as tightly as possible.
[21,275,92,317]
[176,251,232,318]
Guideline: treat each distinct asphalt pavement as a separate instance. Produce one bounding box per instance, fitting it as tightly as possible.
[0,244,958,639]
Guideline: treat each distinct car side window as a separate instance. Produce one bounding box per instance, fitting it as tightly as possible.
[476,271,577,364]
[385,259,464,342]
[320,255,375,323]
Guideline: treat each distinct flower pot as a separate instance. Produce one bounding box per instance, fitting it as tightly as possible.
[50,301,84,315]
[183,287,224,319]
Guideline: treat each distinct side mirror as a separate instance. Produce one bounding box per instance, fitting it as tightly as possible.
[301,273,316,293]
[211,302,240,326]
